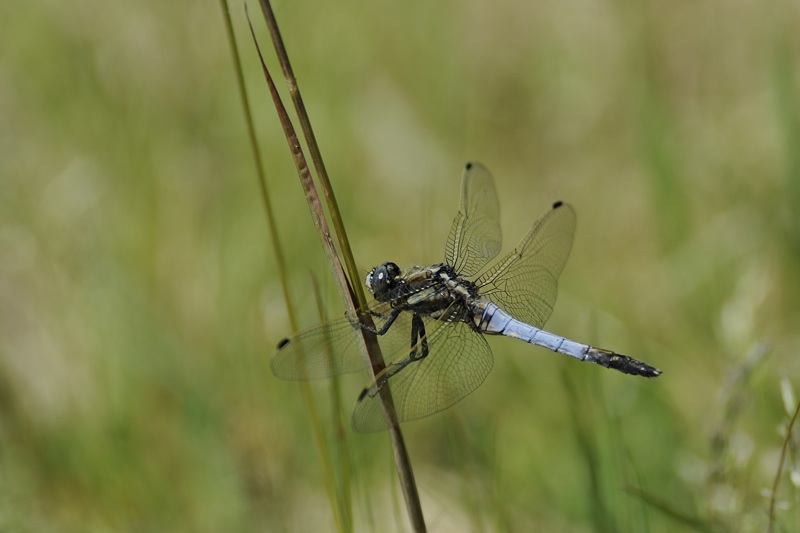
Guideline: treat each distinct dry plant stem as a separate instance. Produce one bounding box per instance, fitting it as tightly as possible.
[222,3,345,531]
[247,7,426,532]
[767,399,800,533]
[247,28,348,302]
[256,0,366,307]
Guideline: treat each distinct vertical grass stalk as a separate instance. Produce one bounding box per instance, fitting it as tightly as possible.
[767,399,800,533]
[249,3,426,530]
[312,275,353,532]
[218,1,345,530]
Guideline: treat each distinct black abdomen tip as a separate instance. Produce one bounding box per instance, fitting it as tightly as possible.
[553,200,563,209]
[277,338,290,349]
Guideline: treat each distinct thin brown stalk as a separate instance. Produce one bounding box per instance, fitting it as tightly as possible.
[219,2,344,530]
[767,398,800,533]
[247,4,426,531]
[257,0,367,308]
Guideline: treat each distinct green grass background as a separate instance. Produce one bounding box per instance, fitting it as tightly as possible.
[2,0,799,531]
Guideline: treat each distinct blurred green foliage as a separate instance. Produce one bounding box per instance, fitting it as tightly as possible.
[1,0,799,531]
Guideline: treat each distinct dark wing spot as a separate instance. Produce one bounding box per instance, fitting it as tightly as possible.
[552,200,563,209]
[277,338,290,349]
[465,162,473,170]
[357,387,369,401]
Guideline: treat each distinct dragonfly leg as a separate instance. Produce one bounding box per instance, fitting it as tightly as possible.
[408,313,429,361]
[363,314,429,398]
[358,308,402,336]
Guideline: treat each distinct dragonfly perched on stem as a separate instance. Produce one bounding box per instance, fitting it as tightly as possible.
[273,162,661,432]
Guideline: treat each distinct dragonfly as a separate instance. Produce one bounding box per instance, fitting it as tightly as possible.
[273,162,661,433]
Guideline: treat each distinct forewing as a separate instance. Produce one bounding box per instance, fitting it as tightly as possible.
[271,301,412,380]
[352,318,494,433]
[444,162,502,278]
[475,202,576,328]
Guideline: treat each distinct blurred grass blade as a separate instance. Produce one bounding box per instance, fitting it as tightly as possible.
[562,369,614,532]
[625,487,713,533]
[248,3,426,531]
[219,1,343,530]
[780,376,797,417]
[635,24,689,253]
[623,447,652,533]
[311,274,353,532]
[772,34,800,258]
[767,397,800,533]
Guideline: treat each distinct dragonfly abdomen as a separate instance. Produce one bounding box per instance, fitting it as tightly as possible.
[476,302,661,377]
[477,302,590,358]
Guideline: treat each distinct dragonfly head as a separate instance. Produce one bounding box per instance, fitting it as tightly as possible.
[365,262,401,299]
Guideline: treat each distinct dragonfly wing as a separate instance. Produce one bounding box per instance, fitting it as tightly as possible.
[271,301,413,380]
[444,162,502,278]
[475,201,576,328]
[352,318,494,433]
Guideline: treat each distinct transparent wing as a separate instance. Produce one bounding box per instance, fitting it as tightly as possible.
[475,201,576,328]
[444,162,502,278]
[352,317,494,433]
[271,301,414,380]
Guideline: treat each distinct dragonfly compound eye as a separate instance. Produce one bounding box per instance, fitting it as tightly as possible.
[385,262,401,278]
[365,262,400,298]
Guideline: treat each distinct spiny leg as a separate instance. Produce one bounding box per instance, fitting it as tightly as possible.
[356,308,402,336]
[360,314,430,400]
[409,313,429,361]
